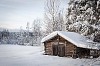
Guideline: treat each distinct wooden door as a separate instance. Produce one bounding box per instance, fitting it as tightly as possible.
[52,44,58,56]
[58,44,65,57]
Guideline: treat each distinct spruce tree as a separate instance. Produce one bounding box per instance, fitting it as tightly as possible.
[65,0,100,40]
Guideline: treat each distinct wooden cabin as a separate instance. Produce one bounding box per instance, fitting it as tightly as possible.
[41,31,100,58]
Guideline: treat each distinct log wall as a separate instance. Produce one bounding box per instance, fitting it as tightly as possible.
[44,35,77,57]
[65,41,77,57]
[44,42,53,55]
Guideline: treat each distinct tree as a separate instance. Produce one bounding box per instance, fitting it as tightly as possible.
[25,22,30,43]
[1,29,9,44]
[31,19,42,46]
[0,31,2,43]
[64,1,100,66]
[18,23,32,46]
[65,0,100,39]
[44,0,64,34]
[17,26,25,45]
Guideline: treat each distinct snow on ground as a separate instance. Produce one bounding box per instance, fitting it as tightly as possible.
[0,44,99,66]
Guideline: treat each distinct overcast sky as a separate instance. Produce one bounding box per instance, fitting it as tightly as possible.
[0,0,69,29]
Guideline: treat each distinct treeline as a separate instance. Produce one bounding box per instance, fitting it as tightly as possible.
[0,19,45,46]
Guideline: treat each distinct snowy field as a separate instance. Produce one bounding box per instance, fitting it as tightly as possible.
[0,44,99,66]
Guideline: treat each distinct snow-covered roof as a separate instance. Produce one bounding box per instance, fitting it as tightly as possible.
[41,31,100,50]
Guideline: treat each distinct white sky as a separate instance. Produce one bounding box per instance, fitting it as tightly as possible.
[0,0,69,29]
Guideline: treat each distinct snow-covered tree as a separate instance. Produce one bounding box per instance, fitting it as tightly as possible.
[65,0,100,40]
[8,32,19,44]
[24,22,30,44]
[31,19,42,46]
[0,31,2,43]
[17,27,25,45]
[1,29,9,44]
[44,0,64,34]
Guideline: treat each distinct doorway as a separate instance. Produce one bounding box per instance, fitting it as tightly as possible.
[52,44,65,57]
[52,44,58,56]
[58,44,65,57]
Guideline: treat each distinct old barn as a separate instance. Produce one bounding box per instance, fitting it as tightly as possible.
[41,31,100,58]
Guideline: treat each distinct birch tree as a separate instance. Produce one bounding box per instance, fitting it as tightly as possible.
[31,19,42,45]
[44,0,64,34]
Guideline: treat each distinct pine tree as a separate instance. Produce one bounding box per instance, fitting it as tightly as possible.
[65,0,100,40]
[1,29,9,44]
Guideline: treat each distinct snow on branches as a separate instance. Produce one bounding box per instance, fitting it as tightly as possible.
[65,0,100,40]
